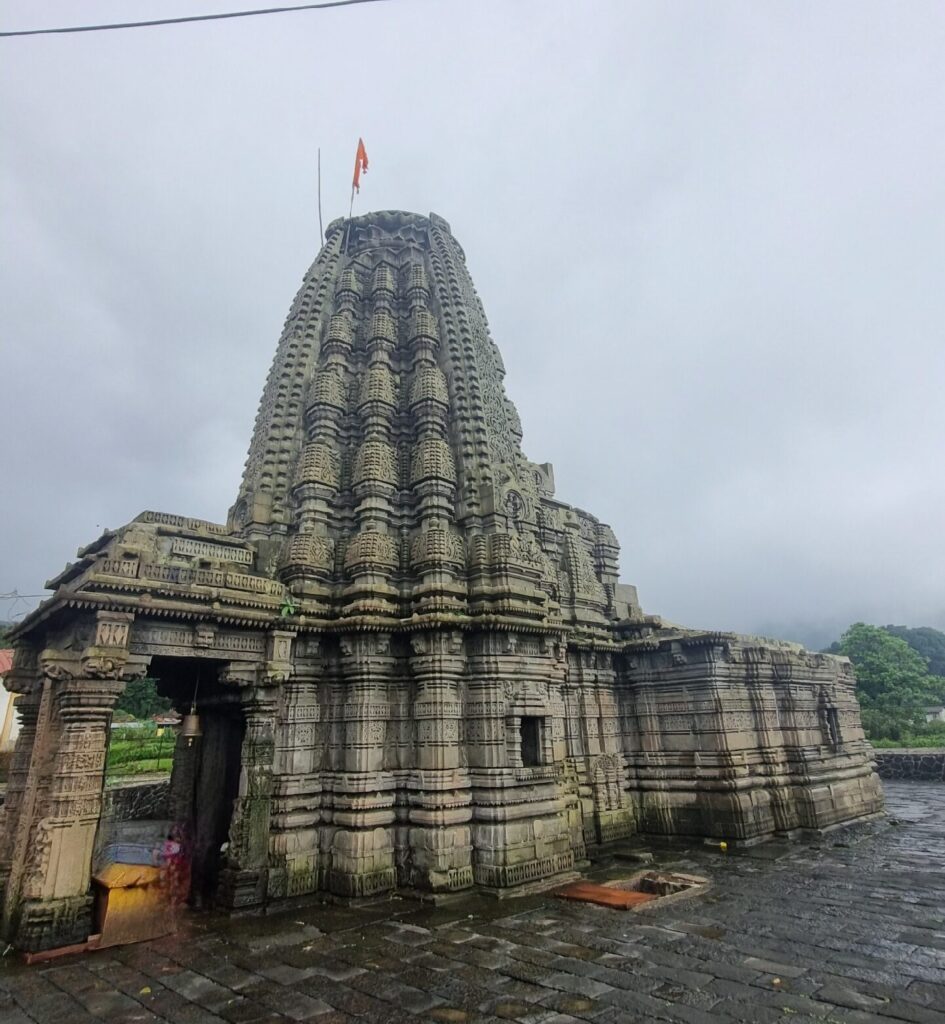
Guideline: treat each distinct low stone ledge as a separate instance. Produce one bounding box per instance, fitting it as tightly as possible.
[103,777,171,820]
[873,748,945,782]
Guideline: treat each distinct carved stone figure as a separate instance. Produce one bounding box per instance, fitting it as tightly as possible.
[1,210,882,952]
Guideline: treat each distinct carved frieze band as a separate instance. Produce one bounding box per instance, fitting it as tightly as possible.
[170,538,254,564]
[130,624,266,659]
[138,510,230,535]
[140,564,281,595]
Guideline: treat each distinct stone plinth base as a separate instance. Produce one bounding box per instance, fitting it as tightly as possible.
[632,771,884,842]
[217,867,268,910]
[327,827,396,898]
[12,895,94,953]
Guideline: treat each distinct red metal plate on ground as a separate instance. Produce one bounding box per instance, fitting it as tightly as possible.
[554,881,657,910]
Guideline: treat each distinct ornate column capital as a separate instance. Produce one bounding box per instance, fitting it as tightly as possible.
[39,650,82,682]
[79,653,150,681]
[4,643,40,695]
[338,630,392,666]
[55,675,126,711]
[219,664,261,688]
[264,628,295,685]
[75,610,147,682]
[408,628,466,688]
[408,629,464,658]
[92,610,134,649]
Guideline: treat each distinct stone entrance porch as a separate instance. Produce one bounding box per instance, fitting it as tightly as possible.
[0,607,294,951]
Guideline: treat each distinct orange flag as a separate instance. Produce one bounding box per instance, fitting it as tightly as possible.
[352,138,369,193]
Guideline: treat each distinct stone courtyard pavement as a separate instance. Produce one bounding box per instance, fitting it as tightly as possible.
[2,780,943,1024]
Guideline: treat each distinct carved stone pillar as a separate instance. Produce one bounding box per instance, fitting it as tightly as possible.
[338,632,393,776]
[5,612,146,952]
[409,630,466,773]
[0,646,44,928]
[13,673,125,947]
[218,662,281,909]
[268,665,322,900]
[328,631,397,897]
[0,655,42,895]
[405,629,473,893]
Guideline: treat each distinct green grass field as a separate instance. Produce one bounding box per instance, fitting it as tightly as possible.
[105,729,174,777]
[871,734,945,748]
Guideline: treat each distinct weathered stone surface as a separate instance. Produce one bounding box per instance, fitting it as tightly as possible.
[0,211,882,952]
[103,779,171,823]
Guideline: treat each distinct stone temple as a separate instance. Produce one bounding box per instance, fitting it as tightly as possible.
[0,210,883,953]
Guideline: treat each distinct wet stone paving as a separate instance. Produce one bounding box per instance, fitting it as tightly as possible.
[2,780,943,1024]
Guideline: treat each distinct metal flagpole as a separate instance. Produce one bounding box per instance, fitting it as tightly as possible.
[345,139,365,254]
[317,148,324,247]
[343,184,354,254]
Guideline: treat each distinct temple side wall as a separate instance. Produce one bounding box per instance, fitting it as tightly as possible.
[264,629,582,903]
[615,637,884,842]
[562,648,635,847]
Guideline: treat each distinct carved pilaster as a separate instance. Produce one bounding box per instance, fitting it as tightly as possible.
[408,630,465,774]
[0,667,42,899]
[326,632,397,897]
[265,628,295,685]
[338,632,394,775]
[402,629,473,893]
[219,680,279,908]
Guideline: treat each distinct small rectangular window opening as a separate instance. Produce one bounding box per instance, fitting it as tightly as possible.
[520,716,542,767]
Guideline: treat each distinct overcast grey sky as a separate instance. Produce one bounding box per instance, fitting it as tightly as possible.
[2,0,943,648]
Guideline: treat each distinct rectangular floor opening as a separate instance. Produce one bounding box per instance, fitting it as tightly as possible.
[554,870,709,910]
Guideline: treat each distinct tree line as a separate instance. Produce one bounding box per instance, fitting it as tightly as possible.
[825,624,945,746]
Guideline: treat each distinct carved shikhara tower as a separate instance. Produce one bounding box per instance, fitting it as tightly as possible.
[1,211,882,952]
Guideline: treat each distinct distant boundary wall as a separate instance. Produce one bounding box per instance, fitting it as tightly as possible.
[93,778,171,868]
[104,777,170,821]
[874,748,945,782]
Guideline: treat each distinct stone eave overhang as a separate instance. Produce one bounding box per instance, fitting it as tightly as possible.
[43,530,117,591]
[565,635,622,653]
[289,613,574,638]
[616,628,817,655]
[6,592,63,641]
[618,629,730,654]
[8,587,598,645]
[10,588,282,635]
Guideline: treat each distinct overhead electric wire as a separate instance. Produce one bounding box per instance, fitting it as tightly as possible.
[0,0,392,38]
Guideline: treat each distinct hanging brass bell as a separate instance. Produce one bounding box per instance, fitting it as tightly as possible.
[180,708,202,746]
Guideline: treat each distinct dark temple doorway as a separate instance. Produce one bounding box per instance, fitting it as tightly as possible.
[151,657,245,908]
